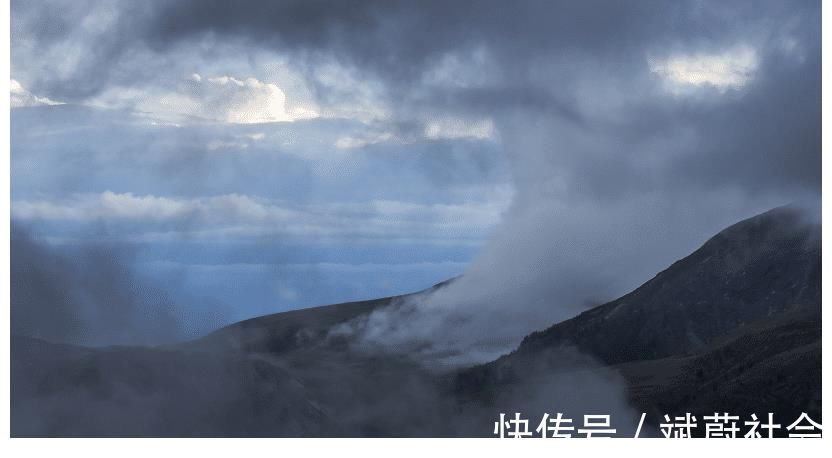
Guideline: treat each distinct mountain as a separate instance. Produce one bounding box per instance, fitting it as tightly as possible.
[517,205,819,363]
[454,205,821,434]
[11,286,457,437]
[10,206,821,437]
[182,278,456,355]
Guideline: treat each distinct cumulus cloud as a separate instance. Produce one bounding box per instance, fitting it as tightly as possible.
[91,74,319,124]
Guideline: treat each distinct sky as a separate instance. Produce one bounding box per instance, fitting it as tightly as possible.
[10,0,820,352]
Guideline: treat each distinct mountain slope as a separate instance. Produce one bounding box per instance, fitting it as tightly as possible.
[182,277,456,354]
[11,206,821,436]
[618,306,821,423]
[516,205,819,364]
[454,205,821,433]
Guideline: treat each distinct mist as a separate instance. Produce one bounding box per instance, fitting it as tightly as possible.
[342,104,815,367]
[10,222,227,346]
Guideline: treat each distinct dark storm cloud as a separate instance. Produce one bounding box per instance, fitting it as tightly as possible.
[12,0,820,193]
[11,1,810,99]
[11,0,158,99]
[11,0,821,361]
[139,0,818,201]
[675,44,821,194]
[142,0,778,73]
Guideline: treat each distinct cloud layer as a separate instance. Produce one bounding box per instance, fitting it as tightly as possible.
[13,190,510,244]
[10,0,821,357]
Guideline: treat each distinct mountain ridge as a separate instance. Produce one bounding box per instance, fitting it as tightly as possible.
[11,205,821,436]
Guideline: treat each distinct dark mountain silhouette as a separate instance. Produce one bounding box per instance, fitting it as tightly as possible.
[517,205,819,363]
[454,206,821,435]
[10,206,821,437]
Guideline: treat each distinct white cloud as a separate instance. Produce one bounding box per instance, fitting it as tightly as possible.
[334,131,400,149]
[10,79,64,108]
[92,74,320,124]
[13,190,512,243]
[424,117,497,141]
[180,74,320,123]
[648,46,759,91]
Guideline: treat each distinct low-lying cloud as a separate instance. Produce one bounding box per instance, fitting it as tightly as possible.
[12,190,511,244]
